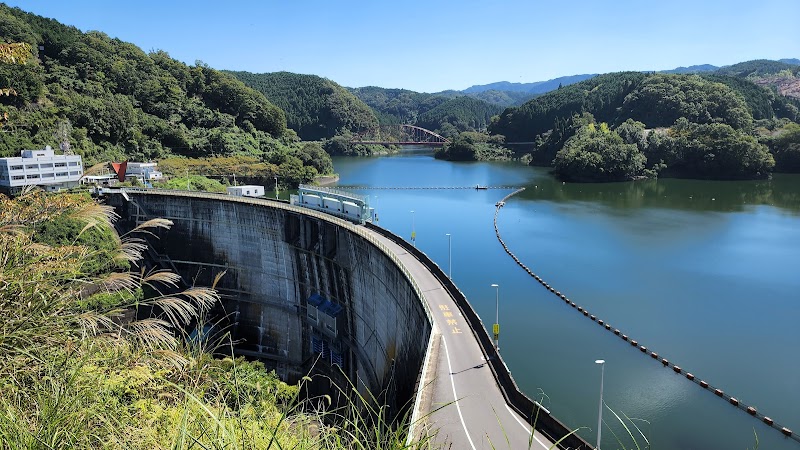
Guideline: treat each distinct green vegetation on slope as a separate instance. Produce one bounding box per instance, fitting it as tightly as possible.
[349,86,447,125]
[416,96,503,136]
[0,5,330,186]
[491,70,796,181]
[0,190,433,449]
[490,72,648,142]
[701,74,800,122]
[435,131,510,161]
[552,118,646,182]
[229,71,379,141]
[714,59,800,78]
[349,86,501,138]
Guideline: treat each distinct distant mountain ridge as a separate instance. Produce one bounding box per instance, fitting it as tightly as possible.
[459,59,800,97]
[660,64,718,74]
[462,74,597,95]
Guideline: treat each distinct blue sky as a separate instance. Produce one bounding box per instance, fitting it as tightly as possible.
[5,0,800,92]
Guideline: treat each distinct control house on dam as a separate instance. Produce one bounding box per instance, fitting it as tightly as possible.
[105,190,431,413]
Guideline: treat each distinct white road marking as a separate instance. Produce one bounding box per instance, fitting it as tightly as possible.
[442,335,477,450]
[505,404,549,449]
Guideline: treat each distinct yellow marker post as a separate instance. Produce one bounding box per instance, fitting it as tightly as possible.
[493,323,499,340]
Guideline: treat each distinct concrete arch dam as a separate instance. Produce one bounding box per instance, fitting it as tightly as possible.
[106,189,430,412]
[103,189,590,449]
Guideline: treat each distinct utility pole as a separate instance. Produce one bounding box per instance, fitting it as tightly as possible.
[595,359,606,450]
[491,283,499,351]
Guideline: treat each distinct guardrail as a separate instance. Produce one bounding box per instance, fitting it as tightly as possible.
[364,222,592,449]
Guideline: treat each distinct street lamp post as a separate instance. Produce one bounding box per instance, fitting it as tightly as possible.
[491,283,499,351]
[410,210,416,247]
[595,359,606,450]
[274,176,279,200]
[445,233,452,278]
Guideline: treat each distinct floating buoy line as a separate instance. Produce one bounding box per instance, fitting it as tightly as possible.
[493,188,797,443]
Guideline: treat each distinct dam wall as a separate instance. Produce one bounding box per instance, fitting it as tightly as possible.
[106,190,431,409]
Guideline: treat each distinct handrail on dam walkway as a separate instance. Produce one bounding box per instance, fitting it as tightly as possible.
[363,221,591,449]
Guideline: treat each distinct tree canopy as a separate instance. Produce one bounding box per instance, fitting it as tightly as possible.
[229,71,379,141]
[0,4,332,186]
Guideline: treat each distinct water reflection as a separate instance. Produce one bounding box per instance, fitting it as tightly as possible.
[520,173,800,214]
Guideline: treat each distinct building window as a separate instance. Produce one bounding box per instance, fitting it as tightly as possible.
[12,175,24,180]
[68,161,78,166]
[56,172,67,177]
[10,165,23,170]
[69,171,80,176]
[25,164,37,170]
[41,173,54,178]
[55,163,66,168]
[26,174,40,179]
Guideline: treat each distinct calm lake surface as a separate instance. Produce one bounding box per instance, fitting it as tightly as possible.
[331,147,800,450]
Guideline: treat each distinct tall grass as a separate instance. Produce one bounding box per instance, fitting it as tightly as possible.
[0,189,436,449]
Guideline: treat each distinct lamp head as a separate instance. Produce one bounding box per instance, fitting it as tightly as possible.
[491,283,499,287]
[595,359,605,365]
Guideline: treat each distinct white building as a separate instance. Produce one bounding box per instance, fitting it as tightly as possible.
[125,162,163,182]
[227,185,264,197]
[0,146,83,194]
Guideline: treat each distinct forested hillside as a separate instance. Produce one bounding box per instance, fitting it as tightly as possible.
[349,86,502,138]
[435,89,535,107]
[416,96,502,134]
[0,4,332,186]
[228,71,378,141]
[490,72,649,142]
[490,66,800,181]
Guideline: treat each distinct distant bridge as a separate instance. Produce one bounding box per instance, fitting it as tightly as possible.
[351,124,450,146]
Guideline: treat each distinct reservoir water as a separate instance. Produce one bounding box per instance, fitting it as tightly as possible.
[331,147,800,450]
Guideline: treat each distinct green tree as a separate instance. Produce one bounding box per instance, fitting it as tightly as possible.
[553,120,646,182]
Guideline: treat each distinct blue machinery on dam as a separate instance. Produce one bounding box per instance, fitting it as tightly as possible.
[98,188,591,449]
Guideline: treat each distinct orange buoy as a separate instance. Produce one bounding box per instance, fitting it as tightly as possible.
[781,427,793,436]
[747,406,757,415]
[699,380,709,388]
[604,324,611,330]
[614,329,620,335]
[640,346,647,352]
[686,373,695,380]
[730,398,739,406]
[673,366,682,373]
[650,352,658,359]
[714,389,724,397]
[662,359,669,366]
[631,340,638,346]
[590,315,597,321]
[622,335,629,341]
[763,417,773,425]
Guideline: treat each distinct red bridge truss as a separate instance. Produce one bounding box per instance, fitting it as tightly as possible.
[351,124,450,146]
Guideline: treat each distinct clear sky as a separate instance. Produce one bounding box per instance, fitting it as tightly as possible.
[4,0,800,92]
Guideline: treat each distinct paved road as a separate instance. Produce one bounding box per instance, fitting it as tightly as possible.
[365,230,557,450]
